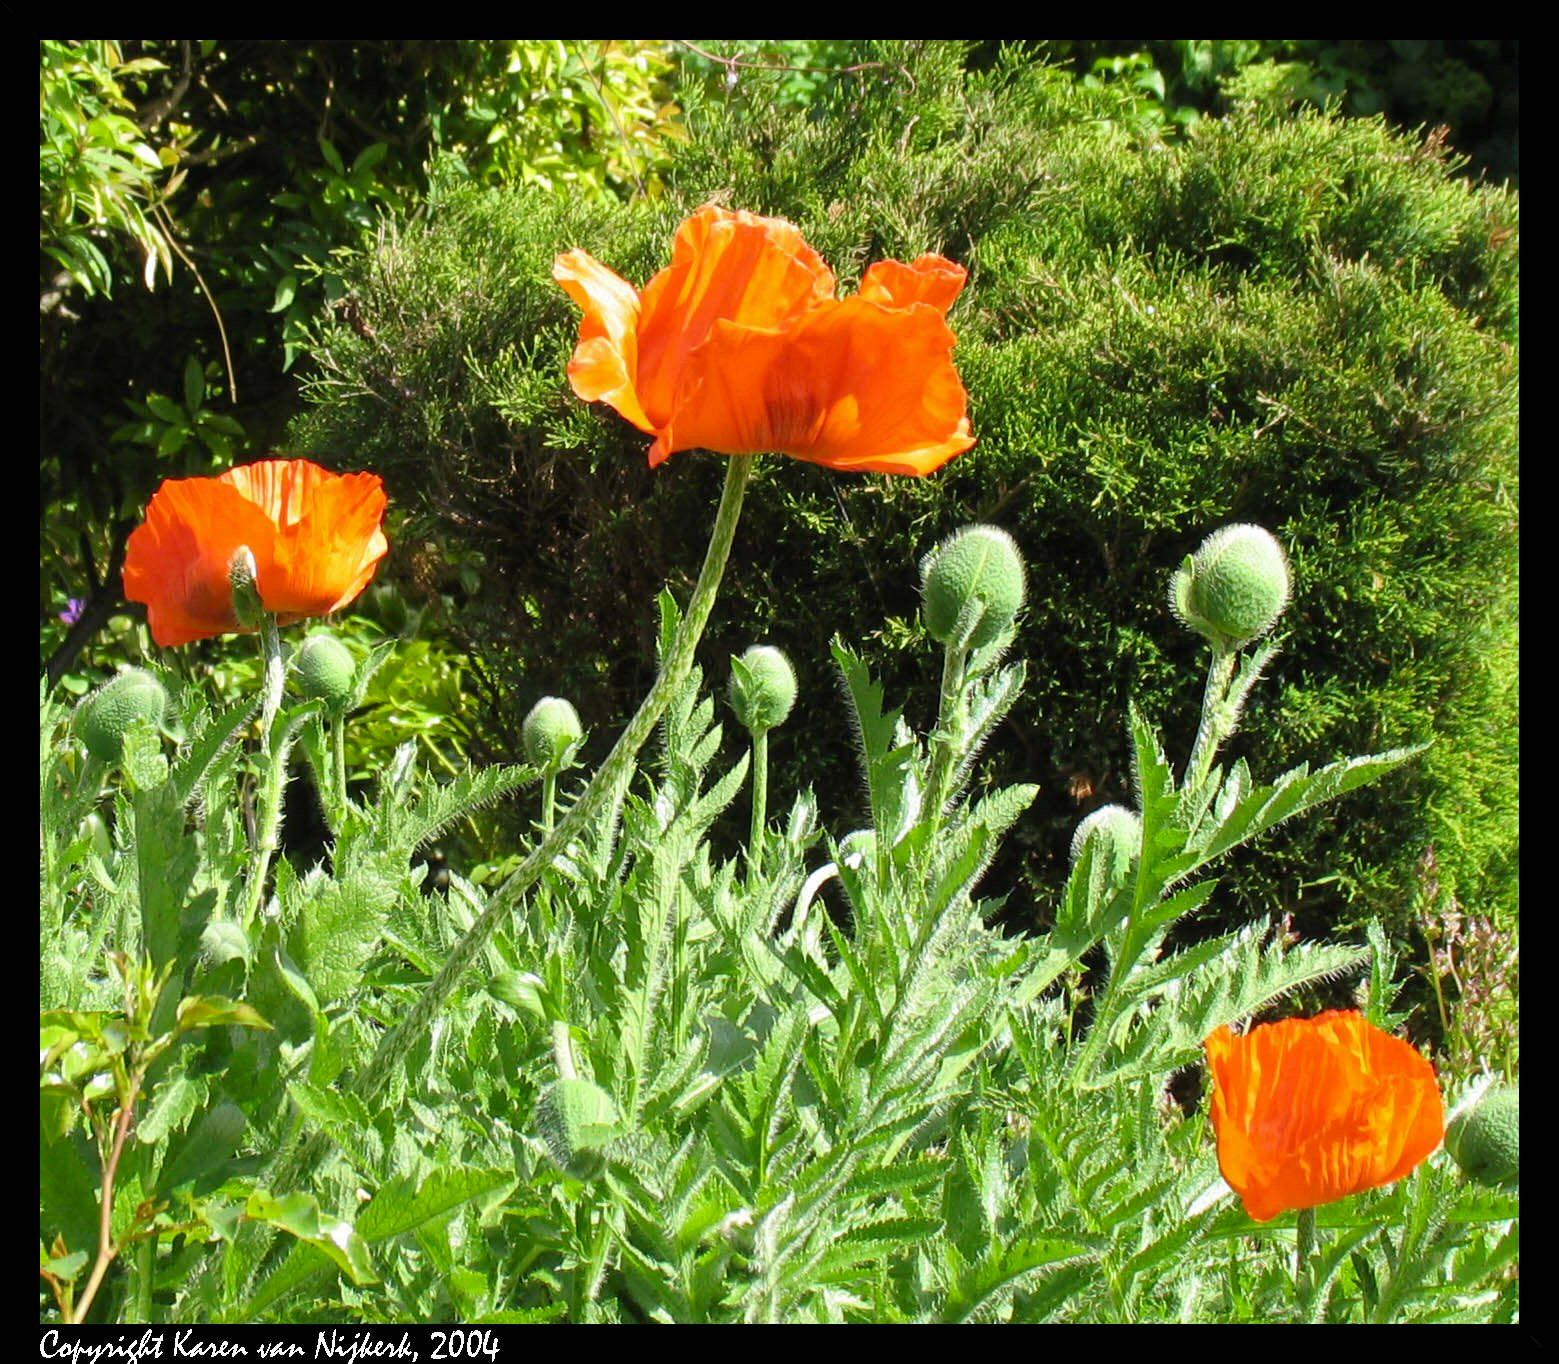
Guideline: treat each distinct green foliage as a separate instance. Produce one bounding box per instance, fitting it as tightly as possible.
[40,40,180,299]
[43,526,1516,1321]
[1025,40,1518,185]
[45,511,1521,1324]
[41,39,684,695]
[291,43,1518,1041]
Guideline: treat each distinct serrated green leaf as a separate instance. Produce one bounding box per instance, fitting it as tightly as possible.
[287,1080,380,1171]
[135,780,198,971]
[358,1168,514,1244]
[42,1249,89,1281]
[285,856,399,1004]
[245,1190,376,1288]
[136,1061,208,1144]
[229,1240,332,1323]
[172,697,258,806]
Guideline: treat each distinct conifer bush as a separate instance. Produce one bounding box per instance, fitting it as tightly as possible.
[292,41,1517,1001]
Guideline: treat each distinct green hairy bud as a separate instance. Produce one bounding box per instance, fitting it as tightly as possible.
[729,645,797,735]
[1170,524,1291,648]
[292,633,357,707]
[536,1078,618,1181]
[920,524,1027,651]
[1069,804,1142,883]
[523,696,584,772]
[75,668,168,763]
[1446,1084,1519,1187]
[228,545,265,629]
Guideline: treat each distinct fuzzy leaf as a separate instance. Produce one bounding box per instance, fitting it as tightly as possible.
[357,1168,514,1244]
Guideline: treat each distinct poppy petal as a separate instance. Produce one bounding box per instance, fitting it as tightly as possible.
[858,255,968,315]
[556,205,976,478]
[654,299,974,476]
[266,470,389,621]
[1205,1011,1443,1223]
[124,459,389,648]
[635,206,836,430]
[553,249,654,433]
[124,477,280,647]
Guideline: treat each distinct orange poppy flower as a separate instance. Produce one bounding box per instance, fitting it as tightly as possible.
[554,204,976,476]
[1204,1011,1444,1223]
[123,458,389,647]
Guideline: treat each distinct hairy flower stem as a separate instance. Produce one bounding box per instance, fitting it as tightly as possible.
[552,1020,579,1081]
[1179,645,1238,819]
[267,452,756,1199]
[331,716,348,815]
[242,616,290,928]
[928,643,967,818]
[1295,1205,1317,1303]
[748,729,769,877]
[243,710,311,930]
[257,613,284,742]
[540,770,558,835]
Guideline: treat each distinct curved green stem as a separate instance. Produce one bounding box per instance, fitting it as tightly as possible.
[268,452,756,1197]
[243,710,307,929]
[1294,1205,1317,1313]
[257,614,284,744]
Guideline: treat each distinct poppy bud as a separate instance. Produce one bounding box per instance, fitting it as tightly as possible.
[1446,1084,1519,1187]
[536,1078,618,1180]
[228,545,265,629]
[1068,804,1142,883]
[920,525,1027,651]
[75,668,168,763]
[522,697,584,773]
[291,633,357,707]
[729,645,797,736]
[1170,524,1291,648]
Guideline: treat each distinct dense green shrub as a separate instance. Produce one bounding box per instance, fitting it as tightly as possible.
[291,43,1517,1014]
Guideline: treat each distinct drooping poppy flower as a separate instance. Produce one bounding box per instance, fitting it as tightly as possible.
[123,458,389,647]
[1204,1010,1444,1223]
[554,204,976,476]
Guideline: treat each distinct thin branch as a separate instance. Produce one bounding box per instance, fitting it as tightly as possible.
[46,522,133,690]
[152,201,237,405]
[135,40,193,133]
[70,1080,140,1323]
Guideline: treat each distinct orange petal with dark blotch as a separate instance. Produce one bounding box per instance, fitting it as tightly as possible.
[123,477,281,647]
[553,249,654,433]
[635,206,836,430]
[857,255,968,315]
[1205,1012,1444,1223]
[653,298,974,476]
